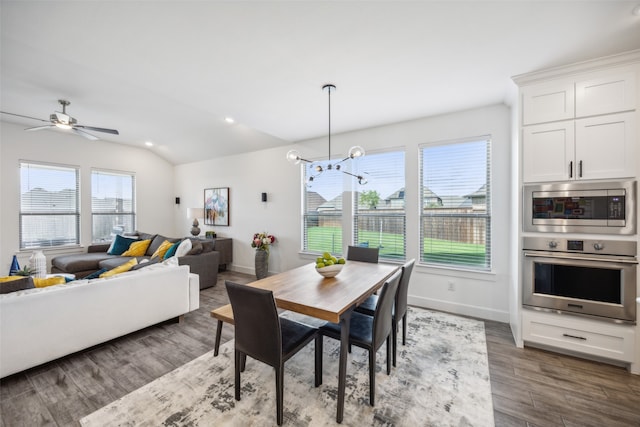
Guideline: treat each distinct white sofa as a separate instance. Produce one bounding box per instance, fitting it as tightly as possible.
[0,261,200,378]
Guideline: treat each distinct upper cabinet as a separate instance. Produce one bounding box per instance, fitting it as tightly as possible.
[516,54,640,183]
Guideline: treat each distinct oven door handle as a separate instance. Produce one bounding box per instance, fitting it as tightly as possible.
[523,252,639,264]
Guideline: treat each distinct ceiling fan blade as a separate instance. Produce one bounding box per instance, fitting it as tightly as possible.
[75,125,119,135]
[25,125,55,131]
[1,111,50,123]
[71,127,99,140]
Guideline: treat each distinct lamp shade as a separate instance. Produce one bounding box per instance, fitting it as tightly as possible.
[187,207,204,219]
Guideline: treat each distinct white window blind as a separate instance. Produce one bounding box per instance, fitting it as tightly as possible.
[302,161,344,256]
[420,137,491,270]
[91,170,136,242]
[20,162,80,249]
[353,150,406,261]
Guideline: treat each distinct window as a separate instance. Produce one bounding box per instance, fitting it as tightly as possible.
[19,162,80,249]
[420,137,491,270]
[302,161,344,255]
[91,170,136,242]
[353,150,406,261]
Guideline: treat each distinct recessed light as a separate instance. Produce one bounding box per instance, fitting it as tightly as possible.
[145,141,154,147]
[224,117,235,124]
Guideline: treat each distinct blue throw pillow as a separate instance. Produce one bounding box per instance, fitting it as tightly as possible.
[107,235,138,255]
[163,241,182,259]
[85,268,107,279]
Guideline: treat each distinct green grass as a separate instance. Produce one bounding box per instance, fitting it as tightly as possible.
[306,226,488,267]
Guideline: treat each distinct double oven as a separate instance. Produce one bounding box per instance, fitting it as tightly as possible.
[522,180,638,324]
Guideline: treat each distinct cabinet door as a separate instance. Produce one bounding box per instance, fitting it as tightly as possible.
[522,81,574,125]
[575,112,636,180]
[575,71,636,118]
[522,121,575,183]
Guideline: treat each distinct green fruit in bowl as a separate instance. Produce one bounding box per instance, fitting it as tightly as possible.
[325,260,334,266]
[316,262,325,268]
[316,257,324,264]
[337,258,346,264]
[322,252,332,260]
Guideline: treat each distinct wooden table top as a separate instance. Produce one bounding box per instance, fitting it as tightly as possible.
[249,261,399,323]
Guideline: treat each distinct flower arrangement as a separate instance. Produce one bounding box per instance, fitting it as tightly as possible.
[251,232,276,252]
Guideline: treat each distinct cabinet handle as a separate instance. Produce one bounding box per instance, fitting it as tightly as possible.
[563,333,587,341]
[579,160,583,178]
[569,161,573,178]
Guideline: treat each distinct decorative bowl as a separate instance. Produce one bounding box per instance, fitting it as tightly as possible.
[315,264,344,278]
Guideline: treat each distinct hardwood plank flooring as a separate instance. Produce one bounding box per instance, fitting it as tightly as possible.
[1,270,639,426]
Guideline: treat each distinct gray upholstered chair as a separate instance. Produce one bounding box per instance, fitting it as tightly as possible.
[225,281,322,425]
[355,259,415,366]
[318,269,402,406]
[346,245,379,263]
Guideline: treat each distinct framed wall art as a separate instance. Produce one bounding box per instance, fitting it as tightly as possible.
[204,187,229,226]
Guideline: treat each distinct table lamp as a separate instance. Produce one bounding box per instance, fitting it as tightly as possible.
[187,208,204,236]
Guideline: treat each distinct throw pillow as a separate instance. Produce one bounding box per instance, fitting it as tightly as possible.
[175,238,192,258]
[107,235,139,255]
[84,269,107,279]
[121,239,151,257]
[163,241,182,259]
[187,241,203,255]
[0,276,35,294]
[99,258,138,278]
[33,276,66,288]
[151,239,173,259]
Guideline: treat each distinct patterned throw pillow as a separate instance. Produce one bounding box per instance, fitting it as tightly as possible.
[0,276,35,294]
[33,276,66,288]
[121,239,151,257]
[99,258,138,278]
[151,240,173,259]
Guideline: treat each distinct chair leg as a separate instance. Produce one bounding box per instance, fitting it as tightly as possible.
[214,320,223,357]
[234,350,241,401]
[402,313,407,345]
[315,335,323,387]
[386,335,392,375]
[368,348,376,406]
[276,365,284,425]
[392,319,398,368]
[241,353,247,372]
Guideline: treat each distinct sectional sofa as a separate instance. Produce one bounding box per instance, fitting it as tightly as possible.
[50,232,220,289]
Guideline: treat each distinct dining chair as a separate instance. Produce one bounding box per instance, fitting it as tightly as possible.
[346,245,379,263]
[318,268,402,406]
[355,259,415,367]
[225,281,322,426]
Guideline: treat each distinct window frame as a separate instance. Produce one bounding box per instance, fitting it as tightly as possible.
[19,161,81,250]
[419,136,492,272]
[90,169,136,243]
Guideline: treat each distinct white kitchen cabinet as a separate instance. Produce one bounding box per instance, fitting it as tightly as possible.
[522,121,574,182]
[522,80,574,125]
[575,112,636,180]
[575,71,636,118]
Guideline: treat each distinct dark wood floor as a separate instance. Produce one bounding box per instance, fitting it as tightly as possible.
[1,270,639,426]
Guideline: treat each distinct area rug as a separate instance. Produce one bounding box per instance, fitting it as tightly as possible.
[80,307,494,426]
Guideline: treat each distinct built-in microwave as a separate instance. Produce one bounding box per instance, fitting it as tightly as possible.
[523,180,636,235]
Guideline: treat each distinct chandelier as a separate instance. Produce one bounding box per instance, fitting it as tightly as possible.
[286,84,367,185]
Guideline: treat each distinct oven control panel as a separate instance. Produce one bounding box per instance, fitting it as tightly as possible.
[524,236,636,257]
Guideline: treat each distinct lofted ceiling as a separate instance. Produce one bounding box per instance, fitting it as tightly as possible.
[1,1,640,165]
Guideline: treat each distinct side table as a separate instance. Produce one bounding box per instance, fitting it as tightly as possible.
[212,238,232,271]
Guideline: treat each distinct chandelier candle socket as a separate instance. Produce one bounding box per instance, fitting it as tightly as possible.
[286,84,367,185]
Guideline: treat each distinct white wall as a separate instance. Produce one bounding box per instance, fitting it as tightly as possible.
[0,122,176,272]
[174,103,512,322]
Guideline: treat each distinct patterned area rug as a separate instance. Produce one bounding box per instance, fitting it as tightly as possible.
[80,307,494,426]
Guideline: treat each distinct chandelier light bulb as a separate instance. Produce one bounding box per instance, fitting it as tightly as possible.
[349,146,365,158]
[55,123,72,130]
[286,150,301,164]
[315,165,324,173]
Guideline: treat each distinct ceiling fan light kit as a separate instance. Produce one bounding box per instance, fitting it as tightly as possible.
[286,84,367,186]
[1,99,119,140]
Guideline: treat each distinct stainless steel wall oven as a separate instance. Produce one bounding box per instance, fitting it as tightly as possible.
[523,236,637,323]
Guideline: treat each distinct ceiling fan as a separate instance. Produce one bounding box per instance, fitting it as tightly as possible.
[0,99,119,140]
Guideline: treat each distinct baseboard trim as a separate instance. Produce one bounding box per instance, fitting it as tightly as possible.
[408,295,509,323]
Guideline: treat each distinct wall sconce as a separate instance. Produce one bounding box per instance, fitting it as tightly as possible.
[186,207,204,236]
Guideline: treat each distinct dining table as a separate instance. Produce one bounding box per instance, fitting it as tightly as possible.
[247,260,399,423]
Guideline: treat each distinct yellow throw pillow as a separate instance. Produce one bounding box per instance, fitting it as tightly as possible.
[151,239,173,259]
[121,239,151,257]
[100,258,138,278]
[33,276,66,288]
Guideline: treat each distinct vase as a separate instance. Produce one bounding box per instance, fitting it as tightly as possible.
[29,250,47,278]
[9,255,20,276]
[255,250,269,279]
